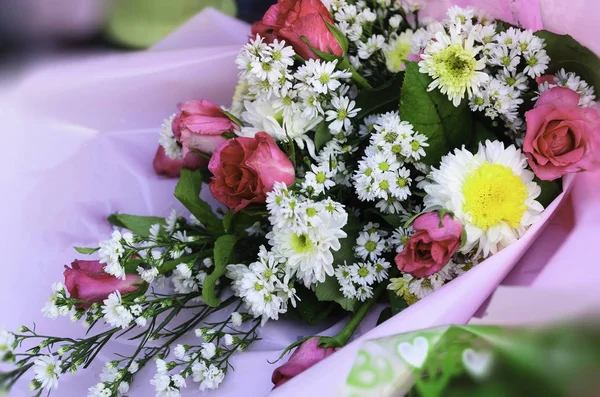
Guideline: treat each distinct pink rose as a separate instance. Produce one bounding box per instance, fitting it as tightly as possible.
[524,87,600,181]
[395,213,463,278]
[209,132,295,212]
[272,338,337,388]
[172,100,238,156]
[251,0,343,60]
[64,260,143,305]
[152,146,208,178]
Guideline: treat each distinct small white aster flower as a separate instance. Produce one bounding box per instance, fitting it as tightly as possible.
[325,96,360,133]
[33,355,61,390]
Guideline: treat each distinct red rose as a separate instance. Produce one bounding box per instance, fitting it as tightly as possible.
[152,146,207,178]
[251,0,343,60]
[272,337,337,388]
[208,132,295,212]
[395,213,463,278]
[64,260,143,305]
[523,87,600,181]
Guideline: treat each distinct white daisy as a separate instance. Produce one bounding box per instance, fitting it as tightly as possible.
[33,355,61,390]
[422,140,543,257]
[325,96,360,133]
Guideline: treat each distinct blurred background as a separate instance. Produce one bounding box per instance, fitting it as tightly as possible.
[0,0,274,79]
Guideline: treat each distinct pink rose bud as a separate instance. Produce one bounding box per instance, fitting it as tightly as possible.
[523,87,600,181]
[395,213,463,278]
[209,132,295,212]
[64,260,143,305]
[172,100,238,156]
[272,338,337,388]
[152,146,208,178]
[251,0,343,60]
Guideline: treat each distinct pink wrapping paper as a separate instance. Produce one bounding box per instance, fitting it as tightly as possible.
[1,2,599,397]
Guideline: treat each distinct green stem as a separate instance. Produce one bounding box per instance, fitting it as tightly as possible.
[338,57,372,90]
[319,282,386,349]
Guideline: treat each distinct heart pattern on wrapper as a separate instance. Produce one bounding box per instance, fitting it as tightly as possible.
[396,336,428,368]
[462,348,493,378]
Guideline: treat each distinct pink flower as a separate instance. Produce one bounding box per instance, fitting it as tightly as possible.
[395,213,463,278]
[524,87,600,181]
[64,260,143,305]
[251,0,343,60]
[272,338,337,388]
[152,146,207,178]
[172,100,238,156]
[208,132,295,212]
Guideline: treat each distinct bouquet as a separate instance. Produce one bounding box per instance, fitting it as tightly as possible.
[2,1,599,396]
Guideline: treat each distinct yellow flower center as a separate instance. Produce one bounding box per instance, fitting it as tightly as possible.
[291,233,314,253]
[462,162,528,230]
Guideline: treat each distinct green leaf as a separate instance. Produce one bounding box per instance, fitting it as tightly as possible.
[314,121,332,152]
[301,36,341,62]
[534,177,562,208]
[221,109,243,127]
[323,16,349,54]
[222,211,235,234]
[389,289,408,316]
[535,31,600,92]
[74,246,99,255]
[107,214,165,237]
[400,62,473,166]
[203,235,238,307]
[175,169,224,235]
[315,276,360,312]
[286,285,339,325]
[468,118,499,152]
[356,72,404,119]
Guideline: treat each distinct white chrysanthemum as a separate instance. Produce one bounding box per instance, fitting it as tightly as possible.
[159,114,183,160]
[422,140,543,257]
[33,355,61,390]
[419,25,489,106]
[268,206,348,287]
[230,312,243,327]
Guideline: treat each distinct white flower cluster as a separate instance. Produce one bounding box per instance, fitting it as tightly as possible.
[159,113,182,160]
[41,282,71,319]
[414,6,550,134]
[227,246,296,325]
[302,139,355,195]
[171,257,212,295]
[266,183,349,287]
[537,68,597,108]
[87,362,134,397]
[235,36,359,156]
[353,112,428,214]
[324,0,421,79]
[98,230,134,280]
[335,223,392,301]
[387,264,455,301]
